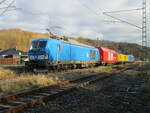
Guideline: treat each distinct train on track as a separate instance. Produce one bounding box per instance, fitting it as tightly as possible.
[25,36,135,72]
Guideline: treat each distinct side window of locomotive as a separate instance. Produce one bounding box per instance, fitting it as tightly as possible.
[57,44,61,51]
[93,51,96,59]
[90,50,96,59]
[90,50,92,59]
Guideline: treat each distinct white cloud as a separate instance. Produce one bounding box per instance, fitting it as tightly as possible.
[0,0,149,45]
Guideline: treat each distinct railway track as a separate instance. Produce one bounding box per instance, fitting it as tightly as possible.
[0,64,133,81]
[0,67,132,113]
[0,63,136,81]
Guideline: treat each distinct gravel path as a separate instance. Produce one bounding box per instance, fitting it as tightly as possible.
[19,64,150,113]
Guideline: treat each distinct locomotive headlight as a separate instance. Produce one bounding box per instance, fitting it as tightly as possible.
[38,55,45,60]
[38,54,48,60]
[29,55,34,60]
[44,54,48,59]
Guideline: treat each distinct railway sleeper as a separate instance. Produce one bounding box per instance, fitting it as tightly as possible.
[0,67,131,113]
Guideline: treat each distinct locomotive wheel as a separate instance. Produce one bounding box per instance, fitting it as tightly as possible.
[57,65,61,72]
[63,64,68,70]
[77,64,82,69]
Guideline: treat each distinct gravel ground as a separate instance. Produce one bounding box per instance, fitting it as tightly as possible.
[19,63,150,113]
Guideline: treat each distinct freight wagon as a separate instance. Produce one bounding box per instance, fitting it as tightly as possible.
[117,54,124,64]
[127,55,135,62]
[26,38,100,71]
[97,47,118,65]
[123,55,128,63]
[117,54,129,64]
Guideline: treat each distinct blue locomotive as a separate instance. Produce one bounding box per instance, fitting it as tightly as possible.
[26,38,100,71]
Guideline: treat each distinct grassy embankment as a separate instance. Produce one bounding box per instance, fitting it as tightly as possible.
[0,64,130,97]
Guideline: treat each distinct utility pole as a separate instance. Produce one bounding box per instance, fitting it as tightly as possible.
[96,37,99,47]
[142,0,147,61]
[96,36,101,47]
[142,0,147,47]
[103,0,148,61]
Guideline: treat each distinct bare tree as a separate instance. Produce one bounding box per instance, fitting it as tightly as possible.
[0,0,7,5]
[0,0,18,16]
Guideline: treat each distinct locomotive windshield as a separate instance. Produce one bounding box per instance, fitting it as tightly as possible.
[30,41,47,50]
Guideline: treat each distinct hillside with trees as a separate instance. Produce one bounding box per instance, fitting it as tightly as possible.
[0,29,49,51]
[0,29,149,60]
[74,37,150,61]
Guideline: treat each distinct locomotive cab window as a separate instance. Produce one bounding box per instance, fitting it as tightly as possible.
[30,41,47,50]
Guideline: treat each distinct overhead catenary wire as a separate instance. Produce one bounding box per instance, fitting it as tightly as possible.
[104,8,143,14]
[78,1,100,17]
[103,20,126,23]
[74,0,143,36]
[103,7,143,29]
[103,12,142,29]
[19,1,105,37]
[76,0,104,21]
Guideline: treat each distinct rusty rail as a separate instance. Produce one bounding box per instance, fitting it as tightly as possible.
[0,67,131,113]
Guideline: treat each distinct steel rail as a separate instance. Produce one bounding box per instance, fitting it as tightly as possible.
[0,67,131,113]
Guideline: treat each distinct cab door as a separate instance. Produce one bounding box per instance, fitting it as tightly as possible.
[56,44,61,62]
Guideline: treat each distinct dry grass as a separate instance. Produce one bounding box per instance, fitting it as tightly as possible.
[0,74,61,96]
[0,64,130,96]
[0,67,14,77]
[45,66,114,80]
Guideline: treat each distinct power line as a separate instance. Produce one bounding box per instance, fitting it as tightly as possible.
[76,0,103,21]
[104,8,142,14]
[102,0,148,61]
[103,1,148,48]
[103,12,142,29]
[103,20,123,23]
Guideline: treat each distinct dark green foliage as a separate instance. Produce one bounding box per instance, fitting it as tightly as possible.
[75,37,150,61]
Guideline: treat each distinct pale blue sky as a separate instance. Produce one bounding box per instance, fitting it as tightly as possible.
[0,0,149,44]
